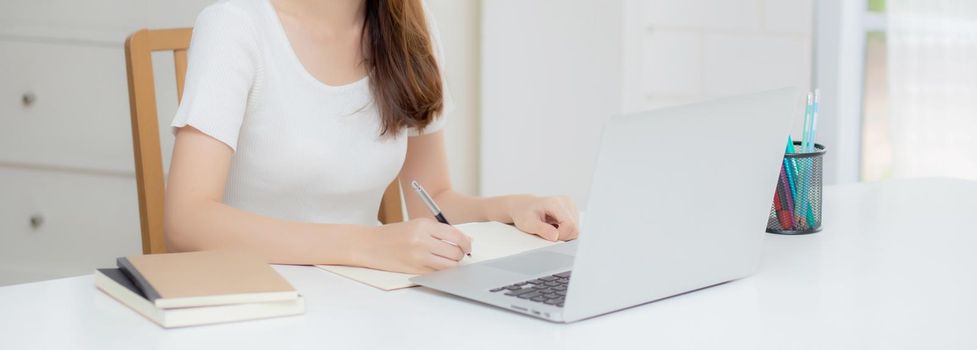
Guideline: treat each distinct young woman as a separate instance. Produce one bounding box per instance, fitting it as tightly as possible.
[166,0,579,274]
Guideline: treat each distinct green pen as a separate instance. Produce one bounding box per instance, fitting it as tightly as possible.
[784,137,800,226]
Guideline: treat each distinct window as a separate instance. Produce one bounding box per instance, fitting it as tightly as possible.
[860,1,889,181]
[860,0,977,181]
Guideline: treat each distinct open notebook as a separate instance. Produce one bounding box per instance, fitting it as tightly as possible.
[317,221,561,290]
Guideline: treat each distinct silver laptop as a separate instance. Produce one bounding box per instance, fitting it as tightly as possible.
[410,88,798,323]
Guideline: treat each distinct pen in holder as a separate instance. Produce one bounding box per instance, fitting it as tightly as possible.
[766,142,826,235]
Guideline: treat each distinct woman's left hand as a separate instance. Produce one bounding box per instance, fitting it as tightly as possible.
[508,195,580,241]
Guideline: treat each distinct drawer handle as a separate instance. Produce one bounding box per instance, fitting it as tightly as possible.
[29,214,44,229]
[22,92,37,107]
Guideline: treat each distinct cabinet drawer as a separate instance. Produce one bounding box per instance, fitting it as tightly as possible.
[0,40,136,174]
[0,167,141,286]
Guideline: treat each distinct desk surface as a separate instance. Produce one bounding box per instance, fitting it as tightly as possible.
[2,178,976,349]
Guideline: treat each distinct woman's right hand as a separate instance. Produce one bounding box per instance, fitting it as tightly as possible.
[357,218,472,274]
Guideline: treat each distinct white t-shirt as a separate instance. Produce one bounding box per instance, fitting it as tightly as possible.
[172,0,452,226]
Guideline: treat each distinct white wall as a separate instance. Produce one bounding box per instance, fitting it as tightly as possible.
[426,0,481,195]
[814,0,866,184]
[481,0,813,205]
[624,0,813,121]
[481,0,625,204]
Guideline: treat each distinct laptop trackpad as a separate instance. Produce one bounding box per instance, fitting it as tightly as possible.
[485,251,574,276]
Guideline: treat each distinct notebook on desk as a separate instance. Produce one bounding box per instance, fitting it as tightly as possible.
[116,250,298,308]
[95,250,304,328]
[316,221,561,290]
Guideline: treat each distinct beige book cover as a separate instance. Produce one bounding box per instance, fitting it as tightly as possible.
[317,221,561,290]
[120,249,298,309]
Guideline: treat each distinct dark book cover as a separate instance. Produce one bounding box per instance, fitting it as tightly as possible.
[116,257,162,301]
[97,268,148,300]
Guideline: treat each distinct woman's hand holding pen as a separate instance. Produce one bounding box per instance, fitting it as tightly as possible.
[357,218,472,274]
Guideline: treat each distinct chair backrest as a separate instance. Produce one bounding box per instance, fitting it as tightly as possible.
[124,28,403,254]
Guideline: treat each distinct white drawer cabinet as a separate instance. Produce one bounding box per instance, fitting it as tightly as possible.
[0,168,141,286]
[0,40,133,174]
[0,0,213,286]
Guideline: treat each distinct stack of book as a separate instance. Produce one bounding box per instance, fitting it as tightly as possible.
[95,250,304,328]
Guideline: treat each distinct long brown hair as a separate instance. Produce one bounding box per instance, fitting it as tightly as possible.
[362,0,444,136]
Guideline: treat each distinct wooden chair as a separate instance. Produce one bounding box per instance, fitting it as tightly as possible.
[124,28,404,255]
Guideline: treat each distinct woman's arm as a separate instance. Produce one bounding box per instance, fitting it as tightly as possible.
[399,131,580,241]
[165,127,471,273]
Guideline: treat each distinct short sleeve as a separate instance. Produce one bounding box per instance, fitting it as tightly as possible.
[171,3,259,151]
[408,1,455,137]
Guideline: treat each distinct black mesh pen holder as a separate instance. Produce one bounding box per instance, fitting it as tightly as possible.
[766,142,826,235]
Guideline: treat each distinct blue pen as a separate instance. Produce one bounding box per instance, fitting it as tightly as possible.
[798,91,819,227]
[802,93,814,152]
[810,89,820,152]
[801,89,821,228]
[801,89,821,226]
[795,94,811,227]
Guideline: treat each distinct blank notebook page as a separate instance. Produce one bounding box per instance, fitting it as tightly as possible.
[316,221,559,290]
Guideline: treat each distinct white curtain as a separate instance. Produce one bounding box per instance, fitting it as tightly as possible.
[887,0,977,180]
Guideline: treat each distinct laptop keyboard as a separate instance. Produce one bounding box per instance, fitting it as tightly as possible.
[489,271,571,308]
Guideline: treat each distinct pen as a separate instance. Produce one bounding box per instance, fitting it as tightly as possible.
[804,89,821,226]
[778,160,796,230]
[783,135,801,228]
[810,89,820,152]
[802,93,814,151]
[774,165,793,229]
[410,180,471,257]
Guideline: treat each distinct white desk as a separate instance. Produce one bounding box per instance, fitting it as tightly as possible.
[2,178,976,349]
